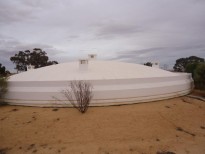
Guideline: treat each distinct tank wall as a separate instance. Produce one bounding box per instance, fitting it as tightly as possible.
[4,73,193,107]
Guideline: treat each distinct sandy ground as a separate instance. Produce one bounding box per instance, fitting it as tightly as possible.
[191,90,205,98]
[0,96,205,154]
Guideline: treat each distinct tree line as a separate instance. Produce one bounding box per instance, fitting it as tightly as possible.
[1,49,205,90]
[0,64,10,77]
[173,56,205,90]
[10,48,58,73]
[0,48,59,103]
[1,48,58,76]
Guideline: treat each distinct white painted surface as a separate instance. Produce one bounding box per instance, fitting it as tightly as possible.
[4,60,193,107]
[26,65,35,71]
[79,59,89,71]
[9,61,178,81]
[88,54,97,60]
[152,62,160,68]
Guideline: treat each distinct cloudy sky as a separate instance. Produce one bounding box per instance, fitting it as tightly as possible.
[0,0,205,72]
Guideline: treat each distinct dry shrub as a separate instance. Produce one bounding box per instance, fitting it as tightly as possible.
[62,80,93,113]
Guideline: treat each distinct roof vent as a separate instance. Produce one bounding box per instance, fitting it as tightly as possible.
[152,62,160,68]
[26,65,35,71]
[79,59,88,71]
[88,54,97,60]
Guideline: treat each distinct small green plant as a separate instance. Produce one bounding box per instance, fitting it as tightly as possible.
[0,77,8,105]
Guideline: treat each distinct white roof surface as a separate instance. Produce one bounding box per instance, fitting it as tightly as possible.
[9,60,179,81]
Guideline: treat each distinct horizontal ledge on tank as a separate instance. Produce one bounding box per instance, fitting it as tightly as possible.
[4,88,191,107]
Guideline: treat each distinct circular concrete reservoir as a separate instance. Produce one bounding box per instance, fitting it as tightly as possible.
[4,59,193,107]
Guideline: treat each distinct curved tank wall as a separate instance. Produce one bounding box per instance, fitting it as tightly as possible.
[2,60,194,107]
[4,73,193,107]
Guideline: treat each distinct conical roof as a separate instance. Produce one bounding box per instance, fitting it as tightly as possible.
[9,60,179,82]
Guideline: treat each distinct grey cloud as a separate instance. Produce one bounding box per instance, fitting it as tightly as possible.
[94,22,142,39]
[0,0,205,71]
[111,45,205,69]
[0,1,38,24]
[66,35,81,42]
[68,35,79,39]
[0,37,60,55]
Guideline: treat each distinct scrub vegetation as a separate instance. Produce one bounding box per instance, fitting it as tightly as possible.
[144,62,152,67]
[0,63,10,77]
[62,80,93,113]
[174,56,205,90]
[191,63,205,90]
[0,77,8,105]
[0,63,9,105]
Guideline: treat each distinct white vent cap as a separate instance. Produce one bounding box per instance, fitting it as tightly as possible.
[88,54,97,60]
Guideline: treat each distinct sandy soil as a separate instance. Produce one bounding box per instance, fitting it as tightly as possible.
[191,90,205,98]
[0,96,205,154]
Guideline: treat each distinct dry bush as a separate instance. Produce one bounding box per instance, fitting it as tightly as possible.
[62,80,93,113]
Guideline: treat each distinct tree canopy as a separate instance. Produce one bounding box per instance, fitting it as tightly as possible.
[10,48,58,72]
[0,63,8,101]
[173,56,204,72]
[0,63,10,77]
[173,56,205,90]
[0,64,6,75]
[193,63,205,90]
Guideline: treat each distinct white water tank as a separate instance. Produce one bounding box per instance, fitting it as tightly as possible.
[79,59,88,71]
[152,62,160,68]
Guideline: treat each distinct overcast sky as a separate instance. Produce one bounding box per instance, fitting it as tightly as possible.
[0,0,205,72]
